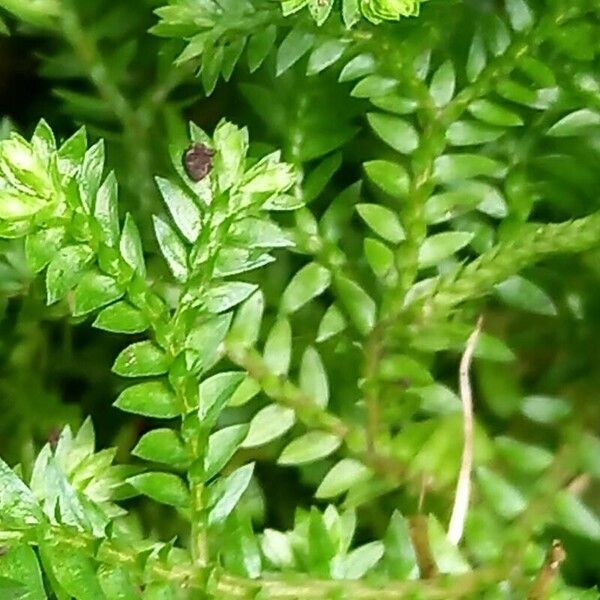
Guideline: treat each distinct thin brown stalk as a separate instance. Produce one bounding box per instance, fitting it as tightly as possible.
[526,540,566,600]
[409,514,439,579]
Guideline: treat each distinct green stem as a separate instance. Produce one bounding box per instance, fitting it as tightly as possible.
[226,340,410,485]
[59,2,157,211]
[414,212,600,324]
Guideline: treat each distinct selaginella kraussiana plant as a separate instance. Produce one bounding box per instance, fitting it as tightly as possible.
[1,0,600,598]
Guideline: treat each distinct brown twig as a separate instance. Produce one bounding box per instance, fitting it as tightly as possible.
[567,473,590,495]
[527,540,566,600]
[447,316,483,545]
[409,515,439,579]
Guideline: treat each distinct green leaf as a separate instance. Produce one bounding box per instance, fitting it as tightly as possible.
[418,232,474,268]
[484,14,510,56]
[370,94,418,115]
[413,384,461,415]
[229,218,292,249]
[229,291,264,347]
[120,213,145,276]
[73,271,123,316]
[356,203,405,244]
[467,31,487,82]
[477,467,526,519]
[93,301,149,334]
[261,529,295,569]
[334,541,384,580]
[367,113,419,154]
[281,263,331,314]
[351,75,397,98]
[127,472,190,508]
[383,511,417,579]
[446,121,504,146]
[98,565,139,600]
[153,216,188,282]
[262,194,303,211]
[281,0,309,16]
[242,404,295,448]
[31,118,55,155]
[278,431,341,465]
[214,248,274,277]
[307,40,347,75]
[57,123,84,160]
[434,154,505,182]
[199,372,245,425]
[247,25,277,73]
[113,341,168,377]
[505,0,533,31]
[424,191,482,224]
[468,99,523,127]
[494,275,556,316]
[429,60,455,107]
[299,346,329,408]
[201,43,223,95]
[335,275,376,335]
[363,160,410,198]
[308,0,334,24]
[208,463,255,526]
[25,227,66,274]
[205,424,249,480]
[221,37,245,82]
[276,26,315,75]
[317,304,346,342]
[427,516,470,574]
[79,140,105,212]
[577,434,600,478]
[222,512,262,579]
[213,120,248,193]
[364,238,394,279]
[495,437,553,474]
[205,282,258,313]
[155,177,202,243]
[114,382,180,418]
[0,545,45,600]
[46,245,94,304]
[242,152,296,194]
[185,313,232,374]
[409,46,429,78]
[0,576,28,600]
[339,54,375,82]
[305,508,335,576]
[303,153,342,204]
[264,318,292,375]
[380,354,433,385]
[94,171,119,247]
[0,457,43,528]
[554,491,600,541]
[316,458,371,499]
[228,377,261,408]
[547,109,600,137]
[132,429,189,468]
[42,540,105,600]
[521,395,571,424]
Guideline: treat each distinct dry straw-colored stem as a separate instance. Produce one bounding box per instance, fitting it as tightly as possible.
[447,316,483,545]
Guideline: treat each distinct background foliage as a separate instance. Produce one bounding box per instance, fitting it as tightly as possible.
[1,0,600,597]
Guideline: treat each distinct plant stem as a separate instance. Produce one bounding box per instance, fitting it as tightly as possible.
[59,2,157,212]
[226,340,412,485]
[415,212,600,324]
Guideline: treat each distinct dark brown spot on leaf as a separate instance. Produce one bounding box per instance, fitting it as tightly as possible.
[183,143,215,182]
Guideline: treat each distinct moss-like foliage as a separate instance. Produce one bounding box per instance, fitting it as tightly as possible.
[0,0,600,597]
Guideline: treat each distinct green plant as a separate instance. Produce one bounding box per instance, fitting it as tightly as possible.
[1,0,600,598]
